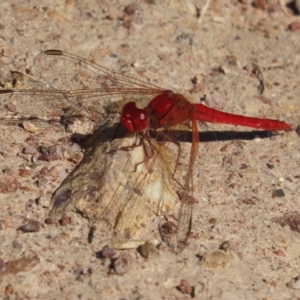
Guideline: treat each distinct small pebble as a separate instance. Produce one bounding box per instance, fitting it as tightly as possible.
[272,189,285,198]
[201,250,232,269]
[177,279,194,296]
[137,241,159,259]
[253,0,266,9]
[96,245,116,259]
[0,174,18,193]
[37,193,52,208]
[0,253,40,275]
[110,252,133,275]
[288,21,300,31]
[273,212,300,233]
[22,122,38,133]
[288,275,300,289]
[18,220,41,232]
[23,145,38,155]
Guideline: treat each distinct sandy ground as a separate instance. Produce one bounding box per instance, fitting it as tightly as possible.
[0,0,300,299]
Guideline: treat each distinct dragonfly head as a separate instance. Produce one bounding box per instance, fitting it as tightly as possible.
[120,102,149,133]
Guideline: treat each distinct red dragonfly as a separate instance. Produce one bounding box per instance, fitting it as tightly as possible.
[0,50,292,252]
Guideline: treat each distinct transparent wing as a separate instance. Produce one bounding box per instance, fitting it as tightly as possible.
[175,108,199,252]
[0,49,164,126]
[34,50,164,93]
[50,124,180,248]
[108,139,179,248]
[0,89,81,126]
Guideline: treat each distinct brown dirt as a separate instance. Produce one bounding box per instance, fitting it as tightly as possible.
[0,0,300,299]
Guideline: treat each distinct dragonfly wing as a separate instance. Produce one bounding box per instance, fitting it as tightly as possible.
[0,50,165,126]
[0,89,74,126]
[106,138,179,248]
[34,50,164,93]
[50,124,178,249]
[175,108,199,253]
